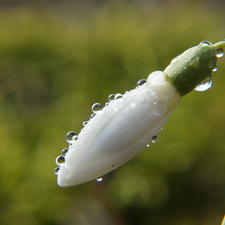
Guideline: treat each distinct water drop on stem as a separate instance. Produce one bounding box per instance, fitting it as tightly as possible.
[215,47,224,58]
[194,75,212,92]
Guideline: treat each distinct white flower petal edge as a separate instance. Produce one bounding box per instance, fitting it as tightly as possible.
[57,71,181,187]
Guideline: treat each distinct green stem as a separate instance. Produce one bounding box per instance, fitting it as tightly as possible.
[213,40,225,48]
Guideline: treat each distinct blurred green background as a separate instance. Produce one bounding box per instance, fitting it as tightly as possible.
[0,0,225,224]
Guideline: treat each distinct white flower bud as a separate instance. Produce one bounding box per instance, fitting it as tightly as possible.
[57,71,181,187]
[55,39,225,187]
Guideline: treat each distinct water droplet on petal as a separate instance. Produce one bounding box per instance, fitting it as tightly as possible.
[90,113,95,119]
[151,136,158,143]
[75,183,78,187]
[96,177,103,182]
[92,103,102,113]
[66,131,77,144]
[171,57,178,64]
[83,121,88,126]
[72,135,78,141]
[146,144,150,147]
[215,47,224,58]
[115,93,123,99]
[105,102,109,106]
[108,94,115,101]
[199,40,213,46]
[112,164,117,170]
[54,167,60,175]
[61,148,68,156]
[159,127,163,131]
[136,79,147,87]
[153,100,168,116]
[56,156,65,165]
[194,75,212,92]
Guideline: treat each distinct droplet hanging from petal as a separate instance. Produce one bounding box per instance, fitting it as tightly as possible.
[151,136,158,143]
[96,177,103,182]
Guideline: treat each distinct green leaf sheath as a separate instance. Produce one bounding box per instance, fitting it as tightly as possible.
[164,41,222,96]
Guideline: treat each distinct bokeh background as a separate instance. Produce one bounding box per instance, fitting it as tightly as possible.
[0,0,225,224]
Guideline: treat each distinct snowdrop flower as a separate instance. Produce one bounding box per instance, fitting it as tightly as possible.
[55,40,225,187]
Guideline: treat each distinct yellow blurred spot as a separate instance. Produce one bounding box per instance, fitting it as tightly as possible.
[221,215,225,225]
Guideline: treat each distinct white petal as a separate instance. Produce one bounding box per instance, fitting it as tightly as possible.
[57,71,181,187]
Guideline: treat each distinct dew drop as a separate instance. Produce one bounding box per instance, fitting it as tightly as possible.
[136,79,147,87]
[54,167,60,175]
[92,103,102,113]
[72,135,78,141]
[199,40,213,46]
[56,156,65,165]
[194,75,212,92]
[75,183,78,187]
[215,47,224,58]
[96,177,103,182]
[171,57,178,64]
[115,93,123,99]
[151,136,158,143]
[159,127,163,131]
[112,164,117,170]
[65,131,77,144]
[146,144,150,147]
[212,66,218,72]
[153,100,168,116]
[83,121,88,126]
[61,148,68,156]
[209,59,216,69]
[105,102,109,106]
[90,113,95,119]
[188,55,199,67]
[108,94,115,101]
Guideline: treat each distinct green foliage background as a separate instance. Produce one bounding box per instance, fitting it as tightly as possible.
[0,1,225,224]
